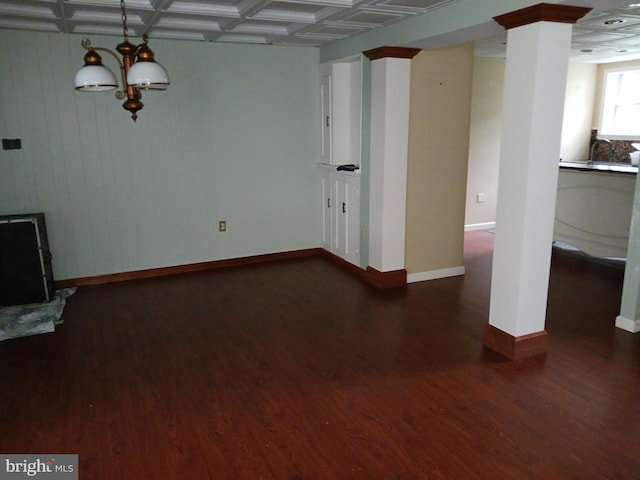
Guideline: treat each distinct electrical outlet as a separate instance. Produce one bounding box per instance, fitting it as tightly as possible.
[219,220,227,232]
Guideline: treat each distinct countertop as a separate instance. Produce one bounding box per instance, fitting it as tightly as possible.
[559,160,638,174]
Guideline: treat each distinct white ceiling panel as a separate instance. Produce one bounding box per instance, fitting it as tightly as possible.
[475,5,640,64]
[331,9,407,26]
[2,0,640,62]
[0,0,459,46]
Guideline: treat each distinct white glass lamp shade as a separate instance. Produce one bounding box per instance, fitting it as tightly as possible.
[74,65,118,91]
[127,61,170,90]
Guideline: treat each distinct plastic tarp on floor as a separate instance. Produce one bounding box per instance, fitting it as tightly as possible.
[0,288,76,341]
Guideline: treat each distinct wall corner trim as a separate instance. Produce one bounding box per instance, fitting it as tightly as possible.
[483,324,549,360]
[464,222,496,232]
[363,46,421,61]
[493,3,591,30]
[365,266,407,288]
[407,266,465,283]
[55,249,324,288]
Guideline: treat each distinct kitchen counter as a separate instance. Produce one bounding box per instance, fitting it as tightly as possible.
[553,167,636,259]
[559,160,638,174]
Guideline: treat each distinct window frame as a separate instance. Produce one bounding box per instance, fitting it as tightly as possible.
[598,66,640,141]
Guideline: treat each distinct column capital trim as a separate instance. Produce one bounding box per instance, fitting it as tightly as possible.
[494,3,591,30]
[363,46,421,61]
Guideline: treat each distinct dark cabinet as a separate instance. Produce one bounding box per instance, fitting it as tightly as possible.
[0,213,55,306]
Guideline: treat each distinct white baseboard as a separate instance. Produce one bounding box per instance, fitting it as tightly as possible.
[615,315,640,333]
[407,266,465,284]
[464,222,496,232]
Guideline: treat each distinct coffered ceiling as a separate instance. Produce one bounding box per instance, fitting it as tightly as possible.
[3,0,640,63]
[0,0,459,47]
[475,4,640,64]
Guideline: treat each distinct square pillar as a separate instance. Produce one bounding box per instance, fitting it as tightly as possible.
[484,4,590,359]
[363,47,419,288]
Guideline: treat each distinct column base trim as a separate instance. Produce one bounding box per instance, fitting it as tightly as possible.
[365,267,407,288]
[483,324,548,360]
[615,315,640,333]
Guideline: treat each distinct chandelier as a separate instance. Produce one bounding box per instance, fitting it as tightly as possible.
[73,0,170,122]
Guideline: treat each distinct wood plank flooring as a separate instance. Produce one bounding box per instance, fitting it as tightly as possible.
[1,231,639,479]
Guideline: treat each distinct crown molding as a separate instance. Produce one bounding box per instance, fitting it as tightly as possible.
[363,46,421,60]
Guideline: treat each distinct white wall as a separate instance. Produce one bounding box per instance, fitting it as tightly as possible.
[465,58,598,227]
[0,31,321,280]
[465,57,504,227]
[560,63,597,162]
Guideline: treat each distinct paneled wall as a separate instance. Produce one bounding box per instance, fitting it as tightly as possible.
[0,31,320,280]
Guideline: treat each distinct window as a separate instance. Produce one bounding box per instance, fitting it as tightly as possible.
[599,67,640,140]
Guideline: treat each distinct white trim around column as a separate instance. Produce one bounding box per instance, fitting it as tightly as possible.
[615,315,640,333]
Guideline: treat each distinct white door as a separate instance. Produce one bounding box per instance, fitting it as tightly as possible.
[335,174,360,264]
[320,74,332,163]
[321,170,333,251]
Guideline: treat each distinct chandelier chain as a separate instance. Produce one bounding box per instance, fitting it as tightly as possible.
[120,0,129,41]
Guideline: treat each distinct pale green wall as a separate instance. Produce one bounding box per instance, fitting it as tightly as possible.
[0,30,321,280]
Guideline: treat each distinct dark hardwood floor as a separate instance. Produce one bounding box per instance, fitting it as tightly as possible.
[1,231,639,479]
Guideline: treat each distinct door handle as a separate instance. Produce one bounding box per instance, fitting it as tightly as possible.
[342,202,346,213]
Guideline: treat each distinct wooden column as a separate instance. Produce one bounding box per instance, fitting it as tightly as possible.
[484,4,590,359]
